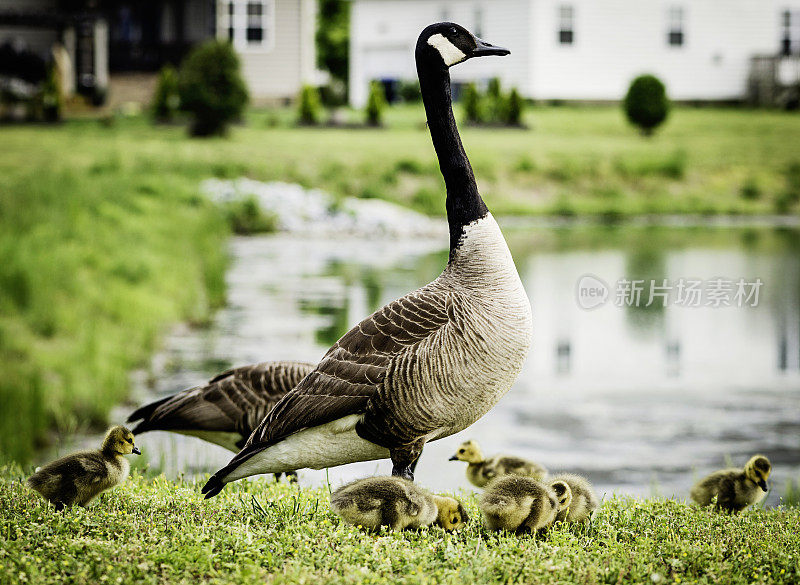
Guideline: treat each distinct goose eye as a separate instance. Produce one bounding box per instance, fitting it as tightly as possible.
[450,27,457,36]
[458,449,465,454]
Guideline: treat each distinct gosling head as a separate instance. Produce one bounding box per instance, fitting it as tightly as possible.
[434,496,469,531]
[416,22,510,69]
[449,439,484,464]
[744,454,771,492]
[102,426,140,457]
[551,480,573,512]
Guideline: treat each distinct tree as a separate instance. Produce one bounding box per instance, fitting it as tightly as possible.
[178,41,249,137]
[365,81,386,127]
[316,0,349,84]
[623,74,670,136]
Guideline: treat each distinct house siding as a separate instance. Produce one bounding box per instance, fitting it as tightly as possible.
[349,0,800,104]
[220,0,316,100]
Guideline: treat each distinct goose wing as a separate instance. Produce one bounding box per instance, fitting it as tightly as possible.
[127,361,315,438]
[237,288,451,458]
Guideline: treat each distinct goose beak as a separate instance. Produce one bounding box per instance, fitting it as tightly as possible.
[448,455,459,461]
[470,37,510,58]
[758,479,768,491]
[132,446,141,455]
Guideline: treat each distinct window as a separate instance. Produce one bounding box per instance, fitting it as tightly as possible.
[781,10,800,56]
[667,6,684,47]
[558,5,574,45]
[223,0,274,50]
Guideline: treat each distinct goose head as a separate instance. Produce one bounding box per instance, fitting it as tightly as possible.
[103,425,141,456]
[416,22,509,69]
[550,480,573,512]
[744,454,771,492]
[449,439,484,464]
[433,495,469,531]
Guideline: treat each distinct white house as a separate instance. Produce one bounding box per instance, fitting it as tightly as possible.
[348,0,800,106]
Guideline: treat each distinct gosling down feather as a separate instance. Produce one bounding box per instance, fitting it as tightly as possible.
[202,22,531,498]
[449,439,547,487]
[549,473,599,523]
[27,426,140,510]
[690,454,771,513]
[330,476,468,532]
[480,476,571,533]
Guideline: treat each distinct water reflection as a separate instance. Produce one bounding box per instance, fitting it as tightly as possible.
[118,222,799,504]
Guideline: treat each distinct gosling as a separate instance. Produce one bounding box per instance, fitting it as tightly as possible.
[479,476,571,534]
[690,454,771,513]
[449,439,547,488]
[330,476,468,532]
[550,473,599,523]
[27,426,140,510]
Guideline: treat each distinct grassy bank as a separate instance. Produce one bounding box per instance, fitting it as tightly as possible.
[1,467,798,584]
[0,153,229,463]
[1,105,798,462]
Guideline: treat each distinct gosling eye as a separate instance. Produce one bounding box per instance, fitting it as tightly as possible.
[458,449,465,454]
[452,516,459,524]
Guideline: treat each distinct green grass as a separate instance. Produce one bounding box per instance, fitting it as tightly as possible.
[1,104,799,463]
[1,467,799,584]
[0,140,229,463]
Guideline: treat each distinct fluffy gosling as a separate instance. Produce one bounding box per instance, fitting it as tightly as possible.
[330,476,468,532]
[690,454,771,513]
[449,439,547,488]
[27,426,140,510]
[479,476,571,533]
[550,473,599,523]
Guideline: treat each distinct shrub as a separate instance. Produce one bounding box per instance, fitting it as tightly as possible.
[40,65,62,123]
[151,65,180,123]
[462,82,482,124]
[178,40,249,136]
[485,77,504,121]
[222,197,277,234]
[503,87,524,126]
[398,80,422,103]
[740,177,761,201]
[365,81,386,127]
[623,74,670,135]
[297,85,321,125]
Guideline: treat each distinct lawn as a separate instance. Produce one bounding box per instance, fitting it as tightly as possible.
[1,467,798,584]
[1,104,799,464]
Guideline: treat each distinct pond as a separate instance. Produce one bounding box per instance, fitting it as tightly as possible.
[118,219,800,504]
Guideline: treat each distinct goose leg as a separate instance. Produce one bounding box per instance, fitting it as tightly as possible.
[390,442,425,482]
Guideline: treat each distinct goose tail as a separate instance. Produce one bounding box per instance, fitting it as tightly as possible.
[201,474,226,499]
[126,396,173,434]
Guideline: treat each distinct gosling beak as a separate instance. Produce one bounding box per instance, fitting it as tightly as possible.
[132,446,141,455]
[470,37,510,58]
[758,479,768,492]
[448,455,459,461]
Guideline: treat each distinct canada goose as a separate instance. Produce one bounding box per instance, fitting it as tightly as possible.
[128,361,313,481]
[449,439,547,487]
[201,22,531,499]
[549,473,598,523]
[330,476,468,532]
[690,454,771,513]
[26,426,140,510]
[480,476,571,533]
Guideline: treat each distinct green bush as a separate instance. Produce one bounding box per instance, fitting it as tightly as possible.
[365,81,386,127]
[398,80,422,103]
[297,85,322,125]
[623,74,670,135]
[503,87,524,126]
[740,177,761,201]
[151,65,180,123]
[40,65,62,123]
[462,82,482,124]
[178,40,249,137]
[222,197,277,234]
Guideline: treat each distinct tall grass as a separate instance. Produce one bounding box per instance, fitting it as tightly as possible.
[0,163,228,462]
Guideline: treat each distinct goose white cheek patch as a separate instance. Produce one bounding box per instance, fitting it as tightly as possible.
[428,33,467,66]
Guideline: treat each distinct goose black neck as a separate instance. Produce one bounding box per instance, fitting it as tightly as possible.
[416,54,488,255]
